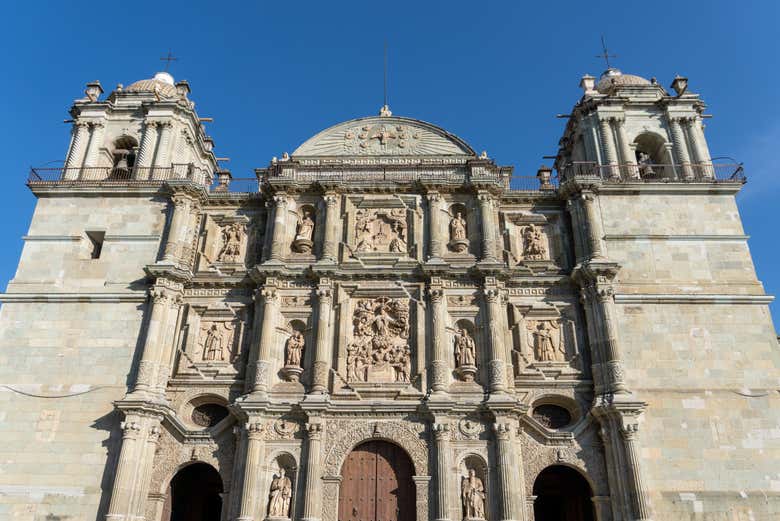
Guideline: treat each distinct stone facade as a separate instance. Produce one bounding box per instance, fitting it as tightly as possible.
[0,68,777,521]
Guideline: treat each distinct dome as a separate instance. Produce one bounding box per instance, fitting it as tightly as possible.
[292,115,476,157]
[596,68,652,93]
[125,72,178,99]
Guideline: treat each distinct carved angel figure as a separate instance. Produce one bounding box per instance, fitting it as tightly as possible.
[217,222,244,263]
[454,328,476,367]
[267,468,292,518]
[285,331,305,367]
[461,468,486,520]
[522,224,547,260]
[527,320,565,362]
[295,210,314,241]
[450,212,467,241]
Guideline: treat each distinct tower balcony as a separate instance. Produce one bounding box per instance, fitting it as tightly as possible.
[27,163,212,187]
[559,161,745,184]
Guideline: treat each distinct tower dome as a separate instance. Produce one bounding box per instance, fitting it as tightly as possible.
[596,68,652,93]
[125,71,178,98]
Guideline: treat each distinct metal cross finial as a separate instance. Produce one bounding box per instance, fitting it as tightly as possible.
[160,50,177,72]
[596,35,617,69]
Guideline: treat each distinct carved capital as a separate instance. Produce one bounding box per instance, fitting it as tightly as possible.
[246,421,265,439]
[493,422,512,441]
[428,287,445,303]
[432,423,451,442]
[121,421,143,439]
[323,193,339,207]
[148,425,162,443]
[483,288,500,304]
[317,287,333,304]
[261,287,279,305]
[89,121,105,129]
[273,194,289,208]
[477,192,493,205]
[305,422,324,441]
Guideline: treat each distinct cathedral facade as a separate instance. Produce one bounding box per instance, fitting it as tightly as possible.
[0,68,778,521]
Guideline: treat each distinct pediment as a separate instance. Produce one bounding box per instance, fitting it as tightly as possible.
[292,116,476,157]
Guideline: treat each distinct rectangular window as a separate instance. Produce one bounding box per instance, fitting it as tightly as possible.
[85,231,105,259]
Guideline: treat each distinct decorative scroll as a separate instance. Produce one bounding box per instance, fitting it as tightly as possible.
[346,298,411,383]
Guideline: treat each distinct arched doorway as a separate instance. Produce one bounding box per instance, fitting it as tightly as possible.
[165,462,223,521]
[339,440,415,521]
[533,465,594,521]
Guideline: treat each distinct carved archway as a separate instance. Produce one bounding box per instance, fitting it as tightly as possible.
[533,465,595,521]
[321,420,429,521]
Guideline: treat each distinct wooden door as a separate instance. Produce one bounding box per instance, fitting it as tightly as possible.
[339,441,415,521]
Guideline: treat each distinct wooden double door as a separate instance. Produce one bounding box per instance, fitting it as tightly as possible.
[338,441,415,521]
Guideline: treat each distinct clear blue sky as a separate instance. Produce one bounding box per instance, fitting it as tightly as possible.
[2,1,778,326]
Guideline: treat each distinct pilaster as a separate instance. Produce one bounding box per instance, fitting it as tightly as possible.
[493,420,519,521]
[483,282,507,394]
[477,191,499,263]
[614,117,639,179]
[84,121,105,168]
[321,192,340,263]
[427,192,446,261]
[135,120,159,173]
[429,280,449,395]
[311,279,333,393]
[252,283,280,394]
[236,420,266,521]
[669,117,693,180]
[64,121,90,173]
[432,423,452,521]
[268,193,289,263]
[301,421,324,521]
[598,117,619,179]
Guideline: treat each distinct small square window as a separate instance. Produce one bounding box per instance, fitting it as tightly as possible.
[85,231,105,259]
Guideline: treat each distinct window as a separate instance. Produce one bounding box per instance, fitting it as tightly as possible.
[85,231,105,259]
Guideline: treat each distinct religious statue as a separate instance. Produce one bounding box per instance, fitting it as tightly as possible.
[461,468,486,520]
[450,212,467,241]
[291,209,315,253]
[217,222,244,263]
[522,224,547,260]
[267,468,292,518]
[527,320,565,362]
[285,331,304,367]
[202,323,225,361]
[454,328,476,367]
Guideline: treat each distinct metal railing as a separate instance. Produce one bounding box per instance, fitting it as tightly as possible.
[265,166,513,186]
[559,161,745,184]
[28,164,211,186]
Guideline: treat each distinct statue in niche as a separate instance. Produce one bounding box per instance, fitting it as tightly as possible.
[347,297,411,383]
[217,222,244,263]
[291,208,315,253]
[637,151,656,177]
[353,209,407,254]
[526,320,565,362]
[285,331,304,367]
[448,209,470,254]
[461,468,486,520]
[267,468,292,518]
[450,212,467,240]
[521,224,547,260]
[454,328,477,382]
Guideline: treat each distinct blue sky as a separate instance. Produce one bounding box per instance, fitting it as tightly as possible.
[2,1,778,325]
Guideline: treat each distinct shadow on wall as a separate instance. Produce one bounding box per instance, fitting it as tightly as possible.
[93,409,124,521]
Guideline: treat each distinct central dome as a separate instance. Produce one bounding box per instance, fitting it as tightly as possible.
[292,115,476,157]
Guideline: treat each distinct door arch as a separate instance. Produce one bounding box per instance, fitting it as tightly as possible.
[165,462,224,521]
[339,440,415,521]
[533,465,594,521]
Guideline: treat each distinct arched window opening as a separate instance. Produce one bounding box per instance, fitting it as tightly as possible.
[633,133,669,178]
[165,462,223,521]
[112,136,139,177]
[533,465,594,521]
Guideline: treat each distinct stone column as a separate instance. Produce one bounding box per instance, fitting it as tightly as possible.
[311,281,333,393]
[105,419,145,521]
[429,283,449,394]
[581,193,605,260]
[135,121,159,179]
[483,286,506,393]
[669,117,693,180]
[268,194,289,263]
[621,424,652,520]
[132,423,162,519]
[321,192,340,262]
[301,422,324,521]
[432,423,452,521]
[253,285,279,393]
[83,121,105,169]
[493,422,518,521]
[236,421,265,521]
[133,286,175,395]
[614,118,639,179]
[427,192,445,261]
[245,289,264,393]
[685,117,713,179]
[64,121,90,176]
[598,117,620,179]
[154,295,183,395]
[595,286,628,394]
[477,192,498,262]
[162,194,192,264]
[153,121,174,172]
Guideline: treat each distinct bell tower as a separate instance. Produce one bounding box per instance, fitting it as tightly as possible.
[62,70,217,182]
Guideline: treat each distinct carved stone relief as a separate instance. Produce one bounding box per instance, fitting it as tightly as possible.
[197,320,241,363]
[521,224,548,260]
[354,209,408,254]
[217,221,246,263]
[346,297,411,383]
[525,319,565,362]
[291,206,315,254]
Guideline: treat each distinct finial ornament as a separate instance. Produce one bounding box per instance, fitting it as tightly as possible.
[379,104,392,117]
